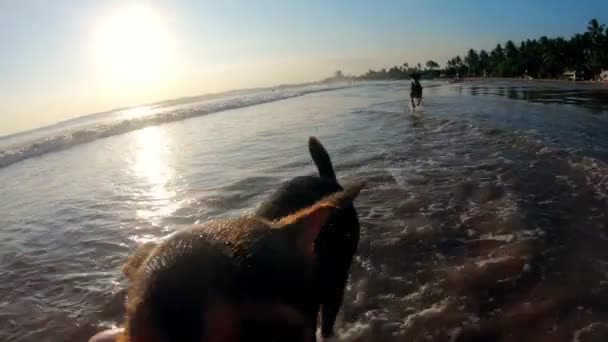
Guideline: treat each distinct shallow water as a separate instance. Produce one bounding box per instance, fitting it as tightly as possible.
[1,80,608,341]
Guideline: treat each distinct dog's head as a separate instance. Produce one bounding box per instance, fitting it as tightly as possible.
[119,182,364,342]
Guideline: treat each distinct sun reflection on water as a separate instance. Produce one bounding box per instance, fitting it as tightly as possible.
[131,126,179,223]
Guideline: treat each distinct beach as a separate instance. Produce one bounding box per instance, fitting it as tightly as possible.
[1,80,608,341]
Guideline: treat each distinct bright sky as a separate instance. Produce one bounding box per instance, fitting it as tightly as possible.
[1,0,607,136]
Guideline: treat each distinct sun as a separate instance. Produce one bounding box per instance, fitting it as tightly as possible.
[93,4,173,88]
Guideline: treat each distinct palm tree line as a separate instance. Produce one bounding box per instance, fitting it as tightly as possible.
[355,19,607,81]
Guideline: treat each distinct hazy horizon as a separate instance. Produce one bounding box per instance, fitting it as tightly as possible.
[2,0,607,136]
[0,80,324,139]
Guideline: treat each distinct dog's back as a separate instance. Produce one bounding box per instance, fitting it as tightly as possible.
[256,138,341,219]
[119,184,363,342]
[256,137,361,338]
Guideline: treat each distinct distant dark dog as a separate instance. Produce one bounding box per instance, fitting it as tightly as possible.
[410,74,423,108]
[106,138,363,342]
[256,137,362,339]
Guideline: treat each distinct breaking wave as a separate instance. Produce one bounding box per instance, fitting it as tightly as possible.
[0,84,349,169]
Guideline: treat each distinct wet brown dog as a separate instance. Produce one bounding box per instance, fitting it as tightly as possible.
[112,138,363,342]
[256,137,362,339]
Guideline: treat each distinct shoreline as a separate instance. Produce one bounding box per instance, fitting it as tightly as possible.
[456,77,608,86]
[343,77,608,86]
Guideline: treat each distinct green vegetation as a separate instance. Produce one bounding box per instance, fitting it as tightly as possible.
[353,19,608,81]
[352,61,441,81]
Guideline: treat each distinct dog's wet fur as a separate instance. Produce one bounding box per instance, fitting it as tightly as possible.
[256,137,361,338]
[115,137,363,342]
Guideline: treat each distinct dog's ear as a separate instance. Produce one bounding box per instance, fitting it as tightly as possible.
[275,181,364,255]
[122,242,157,281]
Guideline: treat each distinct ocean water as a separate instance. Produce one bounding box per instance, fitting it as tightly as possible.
[1,80,608,341]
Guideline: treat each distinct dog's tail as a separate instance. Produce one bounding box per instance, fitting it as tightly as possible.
[308,137,337,180]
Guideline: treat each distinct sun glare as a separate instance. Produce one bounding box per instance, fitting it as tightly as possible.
[131,126,179,222]
[93,4,173,88]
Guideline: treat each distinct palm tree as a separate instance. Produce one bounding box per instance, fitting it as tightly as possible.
[359,18,607,81]
[451,56,468,76]
[464,49,480,76]
[489,44,504,76]
[445,58,458,76]
[587,19,605,39]
[425,60,439,70]
[478,50,490,76]
[519,39,542,77]
[388,66,401,79]
[586,19,606,77]
[565,33,589,75]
